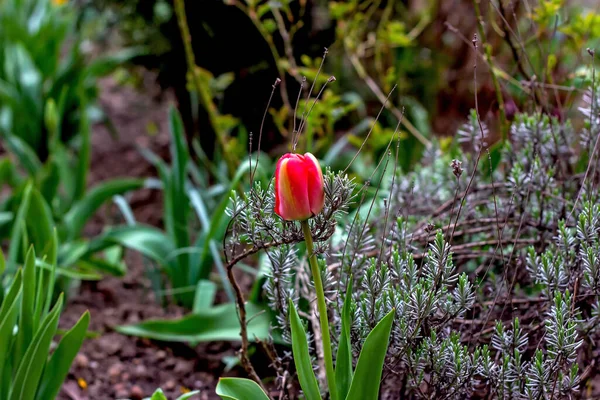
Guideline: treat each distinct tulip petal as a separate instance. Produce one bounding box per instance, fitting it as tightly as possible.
[304,153,325,216]
[275,154,312,220]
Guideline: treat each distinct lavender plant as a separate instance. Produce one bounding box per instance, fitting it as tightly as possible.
[211,58,600,399]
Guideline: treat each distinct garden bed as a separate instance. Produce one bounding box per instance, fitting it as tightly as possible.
[58,77,225,400]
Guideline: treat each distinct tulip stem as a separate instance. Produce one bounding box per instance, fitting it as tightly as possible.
[301,220,338,400]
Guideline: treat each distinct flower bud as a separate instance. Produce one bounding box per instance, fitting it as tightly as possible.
[274,152,325,221]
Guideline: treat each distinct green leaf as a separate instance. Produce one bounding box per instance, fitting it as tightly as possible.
[36,311,90,400]
[148,388,201,400]
[195,160,253,283]
[116,303,270,343]
[86,47,147,77]
[37,159,60,204]
[150,388,168,400]
[62,178,145,240]
[89,225,175,272]
[0,212,13,226]
[19,247,36,360]
[176,391,201,400]
[2,135,41,176]
[336,279,354,399]
[25,188,54,257]
[8,183,32,264]
[289,300,321,400]
[10,294,64,400]
[216,378,269,400]
[0,271,23,377]
[345,309,395,400]
[165,107,190,296]
[74,98,91,202]
[0,249,5,275]
[192,280,217,313]
[78,255,126,277]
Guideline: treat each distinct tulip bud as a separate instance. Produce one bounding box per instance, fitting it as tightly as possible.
[274,152,325,221]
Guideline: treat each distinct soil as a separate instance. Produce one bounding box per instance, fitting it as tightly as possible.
[58,75,230,400]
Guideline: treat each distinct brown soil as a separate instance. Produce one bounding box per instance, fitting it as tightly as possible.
[58,75,229,400]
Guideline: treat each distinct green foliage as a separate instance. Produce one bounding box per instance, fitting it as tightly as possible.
[289,300,321,400]
[148,388,200,400]
[116,301,270,343]
[216,378,270,400]
[345,310,394,400]
[0,0,144,285]
[0,0,139,159]
[0,246,89,400]
[0,175,143,282]
[95,107,261,307]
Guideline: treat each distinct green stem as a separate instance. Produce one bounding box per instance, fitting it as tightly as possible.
[301,220,338,400]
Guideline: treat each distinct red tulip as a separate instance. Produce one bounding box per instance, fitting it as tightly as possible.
[274,152,325,221]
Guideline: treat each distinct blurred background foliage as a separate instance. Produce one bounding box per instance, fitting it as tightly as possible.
[79,0,600,178]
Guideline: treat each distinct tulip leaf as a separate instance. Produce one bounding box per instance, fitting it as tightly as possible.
[10,294,64,400]
[36,311,90,400]
[0,270,23,384]
[63,178,145,240]
[336,278,354,399]
[89,225,176,269]
[116,302,270,343]
[18,247,36,362]
[345,309,395,400]
[216,378,270,400]
[289,299,321,400]
[8,182,32,264]
[150,388,168,400]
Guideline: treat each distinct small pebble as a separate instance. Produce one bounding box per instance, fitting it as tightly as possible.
[164,380,176,390]
[130,385,144,399]
[114,383,128,399]
[75,354,89,369]
[108,363,123,382]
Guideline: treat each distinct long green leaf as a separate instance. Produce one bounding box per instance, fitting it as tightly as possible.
[36,311,90,400]
[195,160,252,283]
[74,92,90,202]
[10,294,64,400]
[0,271,23,379]
[216,378,269,400]
[335,279,354,399]
[289,300,321,400]
[166,107,190,296]
[62,178,145,240]
[192,280,217,314]
[0,249,5,275]
[18,247,36,363]
[89,225,175,272]
[2,135,41,176]
[345,310,395,400]
[176,391,201,400]
[116,303,270,343]
[8,183,32,264]
[25,188,53,257]
[77,255,126,277]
